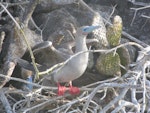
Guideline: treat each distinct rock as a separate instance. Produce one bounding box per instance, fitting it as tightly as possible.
[121,38,137,62]
[35,8,78,43]
[117,47,130,74]
[34,1,108,49]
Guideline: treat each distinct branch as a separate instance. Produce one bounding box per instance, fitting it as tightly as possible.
[99,88,129,113]
[129,1,150,7]
[141,14,150,19]
[0,3,21,29]
[1,1,29,6]
[22,94,70,113]
[48,94,89,112]
[130,5,150,26]
[0,31,5,52]
[22,0,40,27]
[0,89,12,113]
[0,61,16,88]
[0,74,54,90]
[122,31,148,47]
[112,100,139,113]
[51,0,79,5]
[82,82,139,113]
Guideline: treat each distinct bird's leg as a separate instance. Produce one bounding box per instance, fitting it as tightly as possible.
[69,81,80,95]
[57,83,67,96]
[26,76,33,90]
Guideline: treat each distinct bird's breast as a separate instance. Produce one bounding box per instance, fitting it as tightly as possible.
[69,52,89,74]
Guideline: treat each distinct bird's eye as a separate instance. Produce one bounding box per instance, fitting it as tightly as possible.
[83,28,88,32]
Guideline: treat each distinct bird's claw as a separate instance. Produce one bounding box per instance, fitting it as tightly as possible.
[57,85,67,96]
[69,86,80,95]
[57,83,80,95]
[58,85,67,96]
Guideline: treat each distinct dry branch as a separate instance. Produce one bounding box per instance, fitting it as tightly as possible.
[130,5,150,26]
[0,31,5,52]
[21,0,40,27]
[0,89,12,113]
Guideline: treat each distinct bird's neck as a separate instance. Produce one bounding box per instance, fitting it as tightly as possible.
[75,36,87,53]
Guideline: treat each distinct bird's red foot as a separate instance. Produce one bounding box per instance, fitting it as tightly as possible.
[69,86,80,95]
[57,83,67,96]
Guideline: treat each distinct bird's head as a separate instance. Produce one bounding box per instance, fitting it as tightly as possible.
[76,25,101,36]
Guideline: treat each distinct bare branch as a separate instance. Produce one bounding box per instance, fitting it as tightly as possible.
[99,88,129,113]
[51,0,78,5]
[0,31,5,53]
[1,1,29,6]
[22,0,40,27]
[141,14,150,19]
[0,89,12,113]
[130,5,150,26]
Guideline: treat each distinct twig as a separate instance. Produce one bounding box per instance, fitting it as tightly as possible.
[99,88,129,113]
[82,77,119,88]
[0,74,55,90]
[130,5,150,26]
[51,0,78,5]
[38,62,64,75]
[48,94,90,112]
[82,83,139,113]
[22,0,40,27]
[0,3,21,29]
[141,61,150,112]
[0,3,8,14]
[68,109,82,113]
[131,71,141,112]
[0,73,98,92]
[30,17,42,32]
[0,31,5,52]
[22,94,70,113]
[141,14,150,19]
[112,100,138,113]
[0,89,12,113]
[19,27,40,80]
[122,31,148,47]
[131,5,150,10]
[104,5,117,25]
[0,61,16,88]
[1,1,29,6]
[13,99,26,113]
[128,1,150,6]
[79,0,95,13]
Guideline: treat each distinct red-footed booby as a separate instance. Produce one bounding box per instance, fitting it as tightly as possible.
[45,25,100,95]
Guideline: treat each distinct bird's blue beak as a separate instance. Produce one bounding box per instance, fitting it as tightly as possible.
[83,26,100,33]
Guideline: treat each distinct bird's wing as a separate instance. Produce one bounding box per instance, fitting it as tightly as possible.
[16,58,47,72]
[33,41,70,61]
